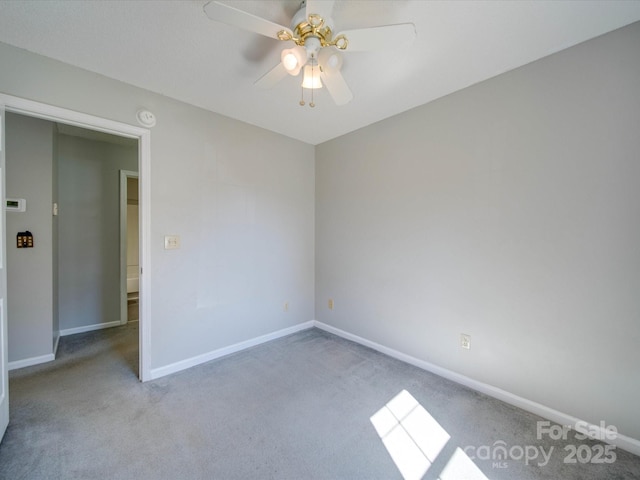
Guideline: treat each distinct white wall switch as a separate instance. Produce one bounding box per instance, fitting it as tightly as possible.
[461,334,471,350]
[164,235,180,250]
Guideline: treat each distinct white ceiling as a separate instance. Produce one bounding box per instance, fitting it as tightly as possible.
[1,1,639,145]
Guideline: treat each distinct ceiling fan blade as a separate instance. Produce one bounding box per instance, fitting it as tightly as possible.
[339,23,416,52]
[254,62,288,89]
[203,1,292,40]
[306,0,335,21]
[320,69,353,106]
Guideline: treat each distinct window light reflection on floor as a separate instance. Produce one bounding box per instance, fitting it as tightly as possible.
[370,389,489,480]
[439,447,490,480]
[370,390,451,480]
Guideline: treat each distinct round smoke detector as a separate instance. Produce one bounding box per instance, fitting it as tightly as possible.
[136,109,156,128]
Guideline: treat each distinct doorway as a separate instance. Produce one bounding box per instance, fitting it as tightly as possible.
[0,94,151,382]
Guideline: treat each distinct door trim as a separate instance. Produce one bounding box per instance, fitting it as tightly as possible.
[0,105,8,441]
[0,94,152,382]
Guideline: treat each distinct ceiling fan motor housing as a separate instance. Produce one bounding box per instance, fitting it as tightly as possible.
[286,3,345,51]
[304,36,321,61]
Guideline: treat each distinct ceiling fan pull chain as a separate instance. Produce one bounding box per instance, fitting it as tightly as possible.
[300,84,305,107]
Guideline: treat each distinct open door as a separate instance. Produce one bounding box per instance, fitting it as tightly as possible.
[0,105,9,441]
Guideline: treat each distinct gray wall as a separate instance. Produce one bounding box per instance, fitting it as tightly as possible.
[5,113,55,362]
[0,40,315,370]
[316,22,640,440]
[57,134,137,331]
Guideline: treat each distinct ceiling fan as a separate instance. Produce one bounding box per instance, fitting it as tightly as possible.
[203,0,416,107]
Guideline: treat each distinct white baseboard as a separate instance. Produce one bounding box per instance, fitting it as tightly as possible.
[8,353,55,371]
[60,320,122,337]
[313,320,640,457]
[9,332,61,371]
[149,321,315,380]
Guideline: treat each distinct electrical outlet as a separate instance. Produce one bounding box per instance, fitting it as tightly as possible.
[328,298,334,310]
[461,334,471,350]
[283,302,289,312]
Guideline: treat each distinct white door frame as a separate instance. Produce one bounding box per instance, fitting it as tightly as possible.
[0,104,9,441]
[0,93,152,382]
[120,170,139,325]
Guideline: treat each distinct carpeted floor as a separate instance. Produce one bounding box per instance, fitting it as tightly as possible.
[127,293,139,322]
[0,323,638,479]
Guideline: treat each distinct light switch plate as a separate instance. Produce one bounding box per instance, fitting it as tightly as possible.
[164,235,180,250]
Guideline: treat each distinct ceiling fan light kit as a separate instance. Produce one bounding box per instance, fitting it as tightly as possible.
[281,46,306,75]
[301,64,322,89]
[204,0,416,108]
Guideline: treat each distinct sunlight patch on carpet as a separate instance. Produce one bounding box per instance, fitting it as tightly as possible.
[439,447,489,480]
[370,389,450,480]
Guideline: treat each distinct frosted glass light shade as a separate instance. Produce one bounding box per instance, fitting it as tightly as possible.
[319,48,343,73]
[281,46,305,76]
[282,53,298,71]
[301,64,322,89]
